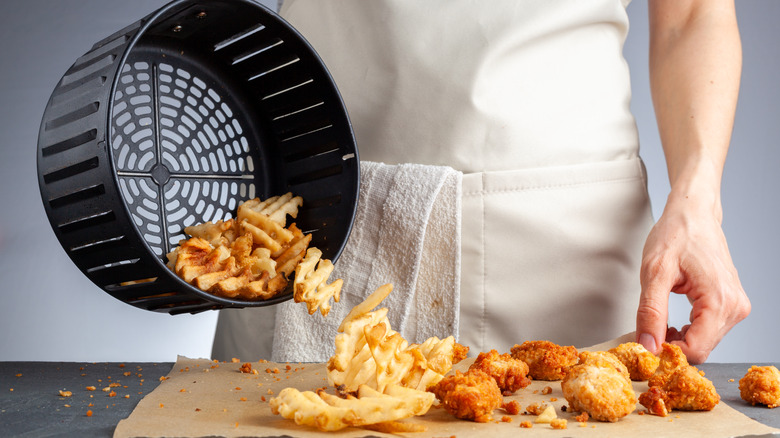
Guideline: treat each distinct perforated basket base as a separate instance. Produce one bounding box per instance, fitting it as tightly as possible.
[37,0,358,314]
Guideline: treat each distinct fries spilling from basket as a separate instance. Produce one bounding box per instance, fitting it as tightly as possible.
[165,192,341,316]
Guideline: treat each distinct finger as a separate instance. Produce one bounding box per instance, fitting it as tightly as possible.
[671,315,717,364]
[665,326,684,342]
[636,287,672,355]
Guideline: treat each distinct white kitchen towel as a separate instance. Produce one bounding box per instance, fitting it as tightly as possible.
[271,161,462,363]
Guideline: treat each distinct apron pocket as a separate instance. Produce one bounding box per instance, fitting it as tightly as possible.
[459,158,654,352]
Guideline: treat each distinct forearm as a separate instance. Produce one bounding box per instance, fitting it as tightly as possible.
[649,0,741,220]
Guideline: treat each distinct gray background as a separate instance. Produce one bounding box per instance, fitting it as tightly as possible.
[0,1,777,363]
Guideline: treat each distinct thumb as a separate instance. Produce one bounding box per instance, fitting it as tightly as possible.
[636,266,674,354]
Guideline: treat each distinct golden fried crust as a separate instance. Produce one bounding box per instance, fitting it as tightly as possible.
[428,370,503,423]
[638,386,669,417]
[648,343,690,388]
[739,365,780,408]
[640,365,720,414]
[452,343,470,365]
[662,366,720,411]
[578,351,631,381]
[469,349,531,394]
[609,342,660,381]
[561,363,637,422]
[510,341,578,381]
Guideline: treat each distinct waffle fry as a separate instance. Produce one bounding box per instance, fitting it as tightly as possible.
[240,192,302,226]
[294,247,343,316]
[166,193,341,303]
[326,283,466,393]
[269,383,434,432]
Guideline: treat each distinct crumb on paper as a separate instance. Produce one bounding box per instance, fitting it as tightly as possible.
[520,421,533,428]
[575,411,589,422]
[503,400,521,415]
[550,418,567,429]
[534,405,557,424]
[525,402,547,415]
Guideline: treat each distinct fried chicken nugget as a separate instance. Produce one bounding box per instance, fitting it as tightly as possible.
[578,351,630,381]
[510,341,578,381]
[739,365,780,408]
[469,349,531,394]
[648,343,689,388]
[561,359,637,422]
[639,342,719,415]
[428,369,503,423]
[639,365,720,415]
[609,342,660,381]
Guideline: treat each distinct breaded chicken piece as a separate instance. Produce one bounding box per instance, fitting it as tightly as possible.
[609,342,660,381]
[648,343,689,388]
[638,386,669,417]
[469,349,531,394]
[510,341,578,381]
[578,351,631,381]
[561,359,637,422]
[428,369,503,422]
[639,364,720,415]
[739,365,780,408]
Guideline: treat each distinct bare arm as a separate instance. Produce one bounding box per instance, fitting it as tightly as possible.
[635,0,750,363]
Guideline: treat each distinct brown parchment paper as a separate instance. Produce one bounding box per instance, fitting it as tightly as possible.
[114,344,779,438]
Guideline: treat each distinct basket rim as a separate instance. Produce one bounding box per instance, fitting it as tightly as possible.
[100,0,359,309]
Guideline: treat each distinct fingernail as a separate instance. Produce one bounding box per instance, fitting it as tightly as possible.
[639,333,657,353]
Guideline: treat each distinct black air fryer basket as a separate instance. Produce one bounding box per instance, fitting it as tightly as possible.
[37,0,359,314]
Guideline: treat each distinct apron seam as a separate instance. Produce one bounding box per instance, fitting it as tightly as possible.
[462,175,643,197]
[480,172,487,351]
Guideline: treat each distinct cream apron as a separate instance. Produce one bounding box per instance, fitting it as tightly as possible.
[212,0,654,360]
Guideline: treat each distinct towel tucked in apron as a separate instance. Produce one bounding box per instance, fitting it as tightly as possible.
[212,0,654,360]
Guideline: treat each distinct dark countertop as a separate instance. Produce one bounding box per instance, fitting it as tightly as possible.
[0,361,171,438]
[1,361,778,437]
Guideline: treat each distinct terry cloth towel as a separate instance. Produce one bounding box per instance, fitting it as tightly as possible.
[271,161,462,363]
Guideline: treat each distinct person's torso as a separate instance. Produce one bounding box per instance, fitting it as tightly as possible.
[280,0,638,173]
